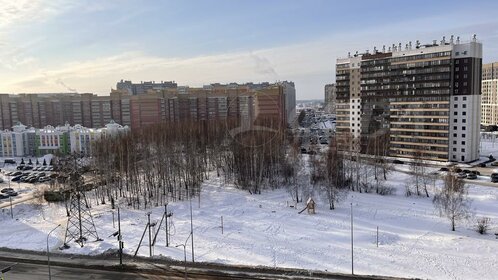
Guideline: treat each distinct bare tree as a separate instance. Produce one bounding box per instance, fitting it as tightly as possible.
[433,172,471,231]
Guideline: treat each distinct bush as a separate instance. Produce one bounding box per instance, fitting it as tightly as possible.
[377,185,395,196]
[44,190,70,202]
[476,217,490,234]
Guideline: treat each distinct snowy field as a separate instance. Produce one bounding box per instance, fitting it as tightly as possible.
[0,170,497,280]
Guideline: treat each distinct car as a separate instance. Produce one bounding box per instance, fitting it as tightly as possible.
[466,173,477,180]
[478,163,487,168]
[457,173,467,179]
[6,190,18,196]
[4,159,16,164]
[11,176,22,182]
[455,168,463,173]
[491,162,498,167]
[393,160,404,164]
[439,167,449,172]
[1,188,14,193]
[491,173,498,183]
[5,172,13,176]
[0,193,9,199]
[12,171,22,176]
[470,170,481,175]
[463,169,471,174]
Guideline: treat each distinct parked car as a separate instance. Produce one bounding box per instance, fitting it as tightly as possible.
[4,159,16,164]
[11,176,22,182]
[12,171,22,176]
[0,193,9,199]
[455,168,463,173]
[393,160,404,164]
[491,162,498,167]
[466,173,477,180]
[6,190,18,196]
[457,173,467,179]
[1,188,14,193]
[491,173,498,183]
[470,170,481,175]
[463,169,471,174]
[478,163,486,168]
[439,167,449,172]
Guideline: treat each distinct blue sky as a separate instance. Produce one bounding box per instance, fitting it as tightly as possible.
[1,0,498,99]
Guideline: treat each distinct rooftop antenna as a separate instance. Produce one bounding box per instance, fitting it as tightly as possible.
[441,36,446,44]
[456,36,460,44]
[450,35,454,44]
[416,40,420,48]
[405,43,409,50]
[473,34,477,42]
[373,46,377,53]
[408,41,412,50]
[366,49,370,54]
[398,43,402,51]
[388,46,392,52]
[432,40,437,45]
[382,45,386,52]
[348,52,351,58]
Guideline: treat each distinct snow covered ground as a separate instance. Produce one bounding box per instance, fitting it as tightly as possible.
[0,171,497,280]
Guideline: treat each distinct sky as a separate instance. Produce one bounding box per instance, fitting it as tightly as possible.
[1,0,498,99]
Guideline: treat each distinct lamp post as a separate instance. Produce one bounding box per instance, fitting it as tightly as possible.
[47,224,61,280]
[175,232,192,280]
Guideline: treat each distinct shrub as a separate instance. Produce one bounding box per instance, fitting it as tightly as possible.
[44,190,70,202]
[476,217,490,234]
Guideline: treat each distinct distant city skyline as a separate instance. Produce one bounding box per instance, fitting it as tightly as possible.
[1,0,498,99]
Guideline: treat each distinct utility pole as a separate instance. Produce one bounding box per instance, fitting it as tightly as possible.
[147,212,152,257]
[118,207,123,266]
[165,204,169,247]
[351,203,354,275]
[47,224,61,280]
[9,196,13,219]
[188,187,194,262]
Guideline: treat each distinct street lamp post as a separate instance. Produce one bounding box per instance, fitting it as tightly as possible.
[47,224,61,280]
[175,232,192,280]
[187,187,194,263]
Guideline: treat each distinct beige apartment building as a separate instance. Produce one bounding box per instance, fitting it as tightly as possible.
[481,62,498,126]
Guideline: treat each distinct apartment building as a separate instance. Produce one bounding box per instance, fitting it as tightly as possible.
[481,62,498,126]
[116,80,178,95]
[336,36,482,163]
[0,82,295,130]
[324,84,336,114]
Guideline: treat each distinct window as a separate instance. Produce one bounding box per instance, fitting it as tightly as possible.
[454,96,458,101]
[453,141,457,144]
[456,52,460,56]
[454,112,458,116]
[453,148,457,152]
[463,119,466,123]
[462,141,466,145]
[453,133,457,137]
[462,126,466,130]
[454,119,457,123]
[463,112,467,116]
[453,126,457,130]
[455,60,460,64]
[461,148,465,152]
[463,96,467,101]
[462,134,466,137]
[454,104,458,108]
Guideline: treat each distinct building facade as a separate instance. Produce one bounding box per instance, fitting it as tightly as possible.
[336,36,482,162]
[481,62,498,126]
[324,84,336,114]
[0,121,129,157]
[116,80,178,95]
[0,82,296,130]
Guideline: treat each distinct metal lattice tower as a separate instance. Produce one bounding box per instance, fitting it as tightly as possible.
[58,155,102,249]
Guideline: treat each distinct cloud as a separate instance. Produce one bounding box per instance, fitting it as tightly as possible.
[0,0,71,29]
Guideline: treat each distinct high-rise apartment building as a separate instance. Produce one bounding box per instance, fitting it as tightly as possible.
[481,62,498,126]
[336,36,482,163]
[116,80,178,95]
[0,82,296,131]
[324,84,336,114]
